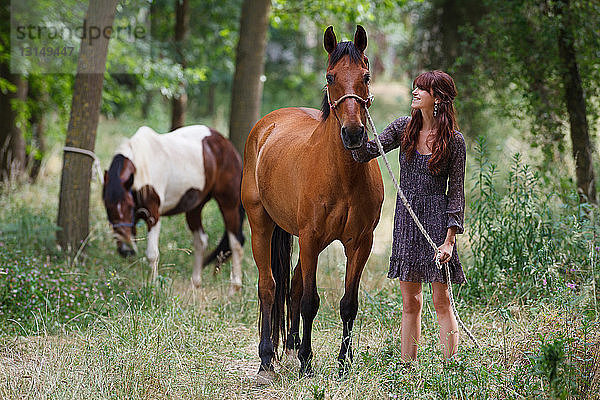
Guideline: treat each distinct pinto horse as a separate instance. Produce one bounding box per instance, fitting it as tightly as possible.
[103,125,245,293]
[242,26,383,380]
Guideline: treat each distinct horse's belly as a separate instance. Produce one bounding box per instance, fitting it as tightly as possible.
[159,163,207,213]
[255,144,302,235]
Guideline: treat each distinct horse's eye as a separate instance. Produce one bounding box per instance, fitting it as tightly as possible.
[364,74,371,84]
[326,74,334,85]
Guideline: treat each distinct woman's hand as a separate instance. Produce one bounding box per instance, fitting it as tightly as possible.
[436,227,457,264]
[436,241,454,264]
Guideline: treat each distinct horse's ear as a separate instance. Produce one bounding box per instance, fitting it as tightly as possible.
[124,173,134,190]
[120,158,136,190]
[354,25,367,53]
[324,26,337,54]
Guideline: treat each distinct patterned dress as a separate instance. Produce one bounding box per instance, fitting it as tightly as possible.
[352,116,466,284]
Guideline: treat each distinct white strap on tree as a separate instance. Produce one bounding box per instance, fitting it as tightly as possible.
[364,110,481,349]
[63,146,104,185]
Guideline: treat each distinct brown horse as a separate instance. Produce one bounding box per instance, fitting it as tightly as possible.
[103,125,245,293]
[242,26,383,381]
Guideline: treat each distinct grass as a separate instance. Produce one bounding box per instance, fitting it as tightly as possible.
[1,98,599,399]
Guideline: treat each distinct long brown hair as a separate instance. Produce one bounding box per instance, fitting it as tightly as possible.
[402,70,459,174]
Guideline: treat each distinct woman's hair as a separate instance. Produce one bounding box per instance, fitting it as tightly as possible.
[402,70,459,174]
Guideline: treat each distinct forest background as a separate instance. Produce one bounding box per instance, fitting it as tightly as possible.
[0,0,599,398]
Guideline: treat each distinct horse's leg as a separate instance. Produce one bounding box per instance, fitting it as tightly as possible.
[146,219,162,282]
[338,233,373,376]
[246,204,276,380]
[297,235,320,376]
[226,231,244,294]
[185,204,209,288]
[285,259,302,359]
[214,195,244,295]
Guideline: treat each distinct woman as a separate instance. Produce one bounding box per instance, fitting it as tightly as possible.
[352,70,466,361]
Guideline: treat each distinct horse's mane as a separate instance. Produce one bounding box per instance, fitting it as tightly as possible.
[104,154,127,203]
[321,41,367,121]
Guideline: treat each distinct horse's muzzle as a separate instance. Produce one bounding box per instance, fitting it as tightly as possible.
[118,242,136,257]
[341,126,366,150]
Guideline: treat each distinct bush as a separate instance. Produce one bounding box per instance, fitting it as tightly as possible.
[0,207,172,334]
[464,137,598,305]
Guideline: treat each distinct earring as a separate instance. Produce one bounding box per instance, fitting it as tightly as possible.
[434,102,439,117]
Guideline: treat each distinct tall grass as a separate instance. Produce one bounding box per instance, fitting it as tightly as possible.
[1,125,599,398]
[465,136,598,309]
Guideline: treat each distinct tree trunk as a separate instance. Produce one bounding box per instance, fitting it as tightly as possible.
[0,66,28,182]
[57,0,118,251]
[555,0,597,204]
[171,90,187,130]
[28,77,47,182]
[29,110,45,182]
[170,0,189,131]
[142,91,153,119]
[229,0,271,155]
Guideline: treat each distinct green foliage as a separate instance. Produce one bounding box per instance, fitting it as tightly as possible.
[477,0,600,160]
[465,136,598,305]
[531,338,570,399]
[527,312,599,400]
[0,203,175,334]
[405,0,600,167]
[271,0,394,28]
[0,249,102,333]
[0,206,94,332]
[310,383,326,400]
[0,206,59,254]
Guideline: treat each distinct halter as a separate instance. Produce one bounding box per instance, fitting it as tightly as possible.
[110,190,155,229]
[326,84,374,127]
[111,206,135,229]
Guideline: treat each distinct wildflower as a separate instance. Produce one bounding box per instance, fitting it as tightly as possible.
[566,282,577,289]
[542,278,547,286]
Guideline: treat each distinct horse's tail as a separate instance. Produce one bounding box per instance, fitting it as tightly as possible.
[270,224,292,356]
[203,203,246,268]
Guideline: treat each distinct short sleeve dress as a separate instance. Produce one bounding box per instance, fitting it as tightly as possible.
[352,116,466,284]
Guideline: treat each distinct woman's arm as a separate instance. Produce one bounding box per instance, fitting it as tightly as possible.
[351,116,410,162]
[438,133,466,264]
[446,132,466,235]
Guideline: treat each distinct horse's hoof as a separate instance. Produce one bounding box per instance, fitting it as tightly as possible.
[299,364,314,378]
[228,283,242,296]
[338,364,351,380]
[191,275,202,288]
[255,369,275,385]
[280,349,300,370]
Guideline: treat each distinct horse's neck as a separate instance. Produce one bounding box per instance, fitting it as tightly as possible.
[133,185,160,222]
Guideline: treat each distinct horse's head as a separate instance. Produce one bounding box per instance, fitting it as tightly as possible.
[322,25,371,150]
[102,154,137,257]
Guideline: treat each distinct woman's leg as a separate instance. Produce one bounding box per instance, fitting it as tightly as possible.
[400,281,423,361]
[431,282,459,358]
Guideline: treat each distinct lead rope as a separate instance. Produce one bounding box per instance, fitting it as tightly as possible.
[63,146,104,185]
[363,110,481,350]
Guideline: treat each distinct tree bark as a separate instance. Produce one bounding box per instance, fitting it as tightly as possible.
[57,0,118,251]
[170,0,189,131]
[27,77,47,182]
[0,66,28,182]
[229,0,272,155]
[555,0,597,204]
